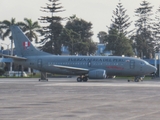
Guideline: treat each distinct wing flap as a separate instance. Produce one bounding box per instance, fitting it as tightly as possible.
[53,64,89,72]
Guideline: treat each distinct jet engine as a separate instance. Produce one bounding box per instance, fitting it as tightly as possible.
[88,69,106,79]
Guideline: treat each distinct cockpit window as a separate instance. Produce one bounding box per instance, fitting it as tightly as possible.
[143,61,150,65]
[140,61,149,65]
[144,61,149,65]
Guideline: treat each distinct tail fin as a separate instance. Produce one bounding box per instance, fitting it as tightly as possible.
[10,25,50,57]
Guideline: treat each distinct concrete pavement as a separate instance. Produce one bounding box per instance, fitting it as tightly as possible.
[0,78,160,120]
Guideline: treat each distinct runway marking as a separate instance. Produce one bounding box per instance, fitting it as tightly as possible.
[38,83,160,87]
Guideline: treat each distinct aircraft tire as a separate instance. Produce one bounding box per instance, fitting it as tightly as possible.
[77,77,82,82]
[135,79,139,82]
[83,77,88,82]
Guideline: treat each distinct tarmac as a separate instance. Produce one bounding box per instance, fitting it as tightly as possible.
[0,77,160,120]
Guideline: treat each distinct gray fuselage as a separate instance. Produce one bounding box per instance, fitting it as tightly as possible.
[14,55,156,77]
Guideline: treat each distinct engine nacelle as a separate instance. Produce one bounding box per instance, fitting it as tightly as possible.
[88,69,106,79]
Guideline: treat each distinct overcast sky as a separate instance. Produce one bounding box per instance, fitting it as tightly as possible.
[0,0,159,45]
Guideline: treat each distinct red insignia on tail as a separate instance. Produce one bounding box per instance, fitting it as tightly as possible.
[23,42,30,49]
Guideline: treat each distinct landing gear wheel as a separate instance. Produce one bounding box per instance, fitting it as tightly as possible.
[83,77,88,82]
[135,80,138,82]
[77,77,82,82]
[135,78,140,82]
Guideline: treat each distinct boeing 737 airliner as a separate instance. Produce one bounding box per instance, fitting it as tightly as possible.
[0,26,157,82]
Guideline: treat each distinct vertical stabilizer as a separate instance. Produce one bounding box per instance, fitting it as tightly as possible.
[10,25,49,57]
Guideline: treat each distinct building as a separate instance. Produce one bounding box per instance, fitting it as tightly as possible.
[95,44,112,56]
[61,44,112,56]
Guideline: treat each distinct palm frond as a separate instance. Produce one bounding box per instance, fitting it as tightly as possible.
[3,29,11,40]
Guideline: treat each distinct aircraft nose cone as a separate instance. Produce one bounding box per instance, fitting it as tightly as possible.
[150,65,157,74]
[154,66,157,73]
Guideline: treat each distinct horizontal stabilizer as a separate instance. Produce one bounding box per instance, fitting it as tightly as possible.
[0,54,27,60]
[0,58,13,62]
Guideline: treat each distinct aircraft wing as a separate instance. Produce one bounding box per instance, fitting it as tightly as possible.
[53,65,89,73]
[0,54,27,60]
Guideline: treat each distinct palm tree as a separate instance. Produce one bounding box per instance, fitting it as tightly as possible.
[19,18,42,43]
[1,18,17,40]
[0,18,19,71]
[1,18,19,54]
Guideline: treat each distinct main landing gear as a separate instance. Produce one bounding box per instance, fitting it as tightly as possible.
[39,72,48,82]
[77,75,88,82]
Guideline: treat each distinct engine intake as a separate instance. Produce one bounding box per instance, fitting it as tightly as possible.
[88,69,106,79]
